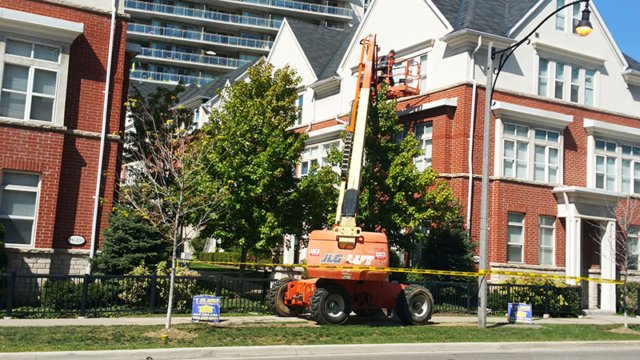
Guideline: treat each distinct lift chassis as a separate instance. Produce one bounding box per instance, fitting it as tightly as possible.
[267,35,433,325]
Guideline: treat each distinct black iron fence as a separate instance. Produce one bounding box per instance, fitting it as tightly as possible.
[0,272,582,318]
[413,281,582,316]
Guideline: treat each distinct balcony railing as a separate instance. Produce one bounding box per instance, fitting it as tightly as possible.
[227,0,352,18]
[125,0,282,30]
[128,23,273,51]
[139,47,253,69]
[130,69,213,85]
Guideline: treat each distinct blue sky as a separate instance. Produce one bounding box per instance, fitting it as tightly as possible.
[593,0,640,61]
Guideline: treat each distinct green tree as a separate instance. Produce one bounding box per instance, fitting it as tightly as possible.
[419,226,476,279]
[356,89,466,259]
[196,60,306,264]
[119,83,226,331]
[93,206,169,274]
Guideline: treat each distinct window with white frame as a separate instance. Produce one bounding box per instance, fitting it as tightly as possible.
[533,129,560,183]
[571,2,582,34]
[0,38,61,123]
[555,0,566,31]
[507,212,524,263]
[295,94,304,125]
[554,61,565,100]
[419,54,428,91]
[538,59,549,96]
[594,139,640,194]
[414,122,432,171]
[628,227,639,271]
[539,216,555,266]
[537,58,595,106]
[503,123,529,179]
[555,1,583,34]
[299,140,340,177]
[584,69,594,106]
[501,122,562,183]
[0,172,40,246]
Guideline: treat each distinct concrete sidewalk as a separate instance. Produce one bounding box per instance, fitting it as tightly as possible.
[1,313,639,327]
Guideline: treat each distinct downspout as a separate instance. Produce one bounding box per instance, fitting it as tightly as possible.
[466,36,482,235]
[88,0,118,273]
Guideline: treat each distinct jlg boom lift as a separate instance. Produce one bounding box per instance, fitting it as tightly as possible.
[267,34,432,325]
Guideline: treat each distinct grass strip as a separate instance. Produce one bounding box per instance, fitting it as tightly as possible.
[0,323,639,352]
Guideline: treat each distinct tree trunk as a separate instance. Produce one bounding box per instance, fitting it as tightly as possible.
[623,273,628,329]
[165,231,179,331]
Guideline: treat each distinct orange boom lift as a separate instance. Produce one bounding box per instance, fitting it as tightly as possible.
[267,34,432,325]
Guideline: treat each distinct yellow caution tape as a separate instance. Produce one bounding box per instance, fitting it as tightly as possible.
[189,260,623,285]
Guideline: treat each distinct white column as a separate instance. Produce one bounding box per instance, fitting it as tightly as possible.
[600,220,617,312]
[565,217,582,285]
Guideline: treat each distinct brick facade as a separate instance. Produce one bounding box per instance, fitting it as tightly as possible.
[0,0,129,275]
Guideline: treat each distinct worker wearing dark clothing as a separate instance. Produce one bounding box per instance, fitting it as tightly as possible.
[377,50,396,86]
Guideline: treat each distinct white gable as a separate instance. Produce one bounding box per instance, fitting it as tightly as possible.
[340,0,452,72]
[489,0,640,116]
[267,19,317,86]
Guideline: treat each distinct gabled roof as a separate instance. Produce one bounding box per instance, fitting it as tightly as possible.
[176,59,259,107]
[128,80,175,99]
[287,19,355,80]
[624,53,640,71]
[432,0,539,37]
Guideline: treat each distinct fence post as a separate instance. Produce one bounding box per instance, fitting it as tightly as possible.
[5,272,16,318]
[149,274,157,314]
[507,284,512,305]
[215,275,223,297]
[80,274,90,317]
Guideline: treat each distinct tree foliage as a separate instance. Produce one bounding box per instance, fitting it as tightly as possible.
[117,83,225,330]
[356,90,464,254]
[94,207,169,274]
[195,60,306,262]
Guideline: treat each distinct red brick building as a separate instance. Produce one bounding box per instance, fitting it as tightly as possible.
[0,0,130,275]
[256,1,640,312]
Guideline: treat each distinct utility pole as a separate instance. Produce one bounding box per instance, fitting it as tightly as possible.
[478,41,494,329]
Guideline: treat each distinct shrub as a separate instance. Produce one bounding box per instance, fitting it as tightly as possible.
[118,263,152,306]
[156,261,199,313]
[487,277,581,316]
[93,206,170,274]
[39,278,120,313]
[618,282,640,314]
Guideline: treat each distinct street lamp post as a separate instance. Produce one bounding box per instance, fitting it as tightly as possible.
[478,0,593,328]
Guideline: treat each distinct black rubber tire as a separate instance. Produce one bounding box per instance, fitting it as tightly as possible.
[396,284,434,325]
[266,277,303,317]
[310,285,352,325]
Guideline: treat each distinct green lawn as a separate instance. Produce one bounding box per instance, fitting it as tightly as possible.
[1,324,639,352]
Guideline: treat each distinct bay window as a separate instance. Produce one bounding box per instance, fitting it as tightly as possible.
[299,140,340,177]
[502,122,560,183]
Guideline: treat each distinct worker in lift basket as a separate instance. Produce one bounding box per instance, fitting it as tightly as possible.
[378,49,396,86]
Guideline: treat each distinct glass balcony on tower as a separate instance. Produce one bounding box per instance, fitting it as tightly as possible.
[125,0,283,33]
[137,47,253,72]
[130,69,214,85]
[127,23,273,53]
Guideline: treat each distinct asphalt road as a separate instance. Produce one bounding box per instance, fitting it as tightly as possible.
[4,342,640,360]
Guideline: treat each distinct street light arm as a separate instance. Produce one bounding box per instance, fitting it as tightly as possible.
[491,0,590,102]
